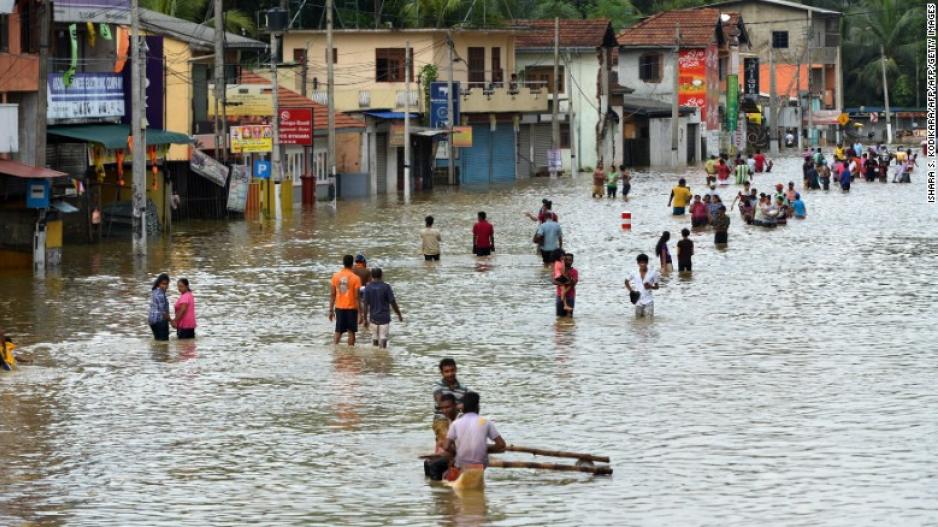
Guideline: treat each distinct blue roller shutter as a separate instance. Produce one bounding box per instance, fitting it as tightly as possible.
[491,123,515,183]
[461,124,490,185]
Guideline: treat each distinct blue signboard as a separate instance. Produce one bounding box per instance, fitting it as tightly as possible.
[26,180,51,209]
[47,72,125,123]
[430,81,460,129]
[253,159,272,180]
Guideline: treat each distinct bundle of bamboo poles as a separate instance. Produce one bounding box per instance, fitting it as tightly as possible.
[490,444,613,475]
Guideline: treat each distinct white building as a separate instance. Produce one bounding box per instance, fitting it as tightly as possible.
[515,19,618,173]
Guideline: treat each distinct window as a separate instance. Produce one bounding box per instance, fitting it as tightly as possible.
[560,123,570,149]
[524,65,564,93]
[294,48,307,64]
[718,56,727,81]
[0,15,8,52]
[375,48,409,82]
[468,47,485,87]
[639,53,662,83]
[19,0,37,54]
[772,31,789,49]
[324,47,338,63]
[491,47,502,85]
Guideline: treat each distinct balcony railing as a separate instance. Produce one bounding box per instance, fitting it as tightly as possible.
[395,89,419,108]
[358,90,371,108]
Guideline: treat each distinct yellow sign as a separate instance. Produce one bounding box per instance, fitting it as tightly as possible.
[230,125,273,153]
[390,124,405,147]
[837,113,850,126]
[453,126,472,148]
[209,84,274,117]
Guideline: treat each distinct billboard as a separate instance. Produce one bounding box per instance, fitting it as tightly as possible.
[678,49,707,122]
[726,74,739,132]
[226,165,249,212]
[47,73,125,123]
[209,84,274,116]
[279,107,313,145]
[54,0,130,24]
[190,149,229,187]
[230,125,272,153]
[430,81,460,128]
[705,44,720,131]
[743,58,760,96]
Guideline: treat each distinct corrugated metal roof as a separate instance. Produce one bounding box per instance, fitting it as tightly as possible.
[139,8,266,50]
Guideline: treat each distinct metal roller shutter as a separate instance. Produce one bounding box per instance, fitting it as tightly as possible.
[518,125,532,178]
[461,124,490,185]
[491,123,515,183]
[375,133,388,194]
[532,123,552,171]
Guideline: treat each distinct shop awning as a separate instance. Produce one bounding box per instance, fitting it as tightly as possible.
[48,125,192,150]
[0,159,68,179]
[363,111,419,120]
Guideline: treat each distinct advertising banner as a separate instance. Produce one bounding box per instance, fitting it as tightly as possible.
[726,74,739,132]
[230,125,273,153]
[190,149,229,187]
[743,58,760,96]
[279,107,313,145]
[705,44,720,131]
[226,165,249,212]
[209,84,274,116]
[54,0,130,24]
[678,49,707,122]
[48,72,125,122]
[452,126,473,148]
[430,81,461,128]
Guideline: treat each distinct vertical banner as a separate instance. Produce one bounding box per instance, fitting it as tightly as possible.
[678,49,707,122]
[227,165,249,212]
[726,74,739,132]
[705,44,720,131]
[743,58,760,96]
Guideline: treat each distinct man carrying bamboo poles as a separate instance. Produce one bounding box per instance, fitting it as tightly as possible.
[441,392,507,487]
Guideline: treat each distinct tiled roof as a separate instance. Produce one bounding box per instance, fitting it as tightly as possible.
[618,8,727,47]
[515,18,615,48]
[239,71,364,130]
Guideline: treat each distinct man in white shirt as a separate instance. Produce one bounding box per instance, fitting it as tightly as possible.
[420,215,442,261]
[625,253,660,318]
[445,392,506,470]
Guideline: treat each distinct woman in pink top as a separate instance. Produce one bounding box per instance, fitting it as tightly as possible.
[171,278,197,339]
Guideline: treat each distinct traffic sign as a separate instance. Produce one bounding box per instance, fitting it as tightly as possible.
[253,159,271,180]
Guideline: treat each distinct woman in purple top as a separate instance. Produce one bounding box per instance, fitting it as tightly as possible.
[654,231,672,273]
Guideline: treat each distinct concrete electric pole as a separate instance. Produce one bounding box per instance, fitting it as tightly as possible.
[131,0,147,255]
[551,17,559,178]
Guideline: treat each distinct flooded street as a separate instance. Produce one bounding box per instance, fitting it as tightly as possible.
[2,156,938,526]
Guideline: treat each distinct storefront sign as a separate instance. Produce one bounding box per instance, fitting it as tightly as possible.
[452,126,472,148]
[190,149,229,187]
[48,73,125,123]
[430,81,461,128]
[726,74,739,132]
[678,49,708,122]
[230,125,273,153]
[209,84,274,116]
[54,0,130,24]
[226,165,249,212]
[279,107,313,145]
[743,58,760,96]
[390,124,405,147]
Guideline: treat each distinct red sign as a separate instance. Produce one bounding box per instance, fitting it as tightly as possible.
[705,44,719,130]
[678,49,708,122]
[279,107,313,145]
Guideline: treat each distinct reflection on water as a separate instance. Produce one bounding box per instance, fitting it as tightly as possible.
[2,158,938,526]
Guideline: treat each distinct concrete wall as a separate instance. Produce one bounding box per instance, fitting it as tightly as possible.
[649,114,701,167]
[618,48,675,105]
[516,50,601,169]
[160,36,193,161]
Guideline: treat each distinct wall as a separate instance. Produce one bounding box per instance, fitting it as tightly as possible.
[648,114,699,167]
[160,36,193,161]
[0,4,39,92]
[618,48,675,105]
[336,131,361,174]
[516,50,600,169]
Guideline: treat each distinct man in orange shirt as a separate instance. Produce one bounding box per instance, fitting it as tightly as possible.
[329,254,363,345]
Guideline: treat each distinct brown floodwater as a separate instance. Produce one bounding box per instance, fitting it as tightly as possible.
[2,156,937,526]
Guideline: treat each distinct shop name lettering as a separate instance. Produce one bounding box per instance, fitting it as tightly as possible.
[51,75,123,92]
[679,51,705,68]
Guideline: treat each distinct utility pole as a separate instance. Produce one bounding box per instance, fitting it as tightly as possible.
[300,41,310,97]
[268,25,282,217]
[565,53,576,173]
[327,0,337,200]
[131,0,147,255]
[807,11,814,147]
[213,0,225,162]
[446,31,455,186]
[35,0,50,169]
[796,57,803,151]
[551,17,559,178]
[880,44,892,144]
[768,46,778,155]
[671,23,680,166]
[404,40,411,200]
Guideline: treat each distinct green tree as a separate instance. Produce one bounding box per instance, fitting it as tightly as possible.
[142,0,256,36]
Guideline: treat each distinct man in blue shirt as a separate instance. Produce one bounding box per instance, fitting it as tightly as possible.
[534,215,563,267]
[792,193,807,218]
[362,268,403,348]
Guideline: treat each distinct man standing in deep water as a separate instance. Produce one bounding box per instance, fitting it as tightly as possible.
[472,211,495,257]
[329,254,362,346]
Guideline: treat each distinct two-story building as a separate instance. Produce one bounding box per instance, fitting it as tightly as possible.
[514,18,618,174]
[618,8,747,165]
[707,0,842,146]
[280,28,551,194]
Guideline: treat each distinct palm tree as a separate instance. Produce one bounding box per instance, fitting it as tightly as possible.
[142,0,256,36]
